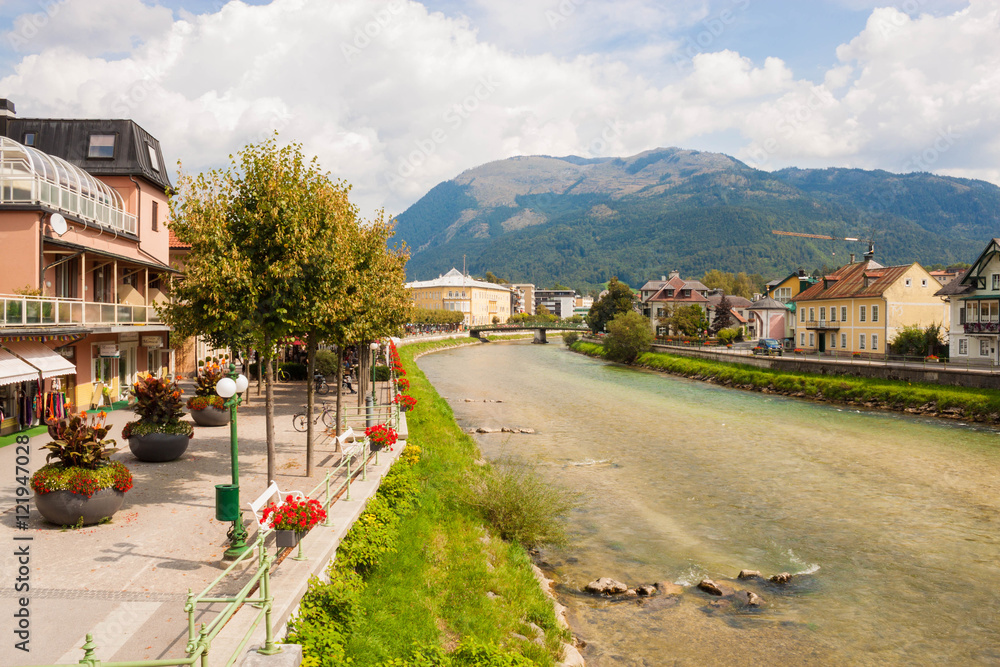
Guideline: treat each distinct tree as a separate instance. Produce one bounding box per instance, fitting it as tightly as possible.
[604,311,652,363]
[663,304,708,337]
[710,295,735,335]
[702,270,765,300]
[586,277,635,333]
[483,271,508,284]
[890,323,945,357]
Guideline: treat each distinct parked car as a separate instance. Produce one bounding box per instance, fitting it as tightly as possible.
[752,339,783,356]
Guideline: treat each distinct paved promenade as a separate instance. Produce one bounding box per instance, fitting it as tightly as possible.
[0,380,403,667]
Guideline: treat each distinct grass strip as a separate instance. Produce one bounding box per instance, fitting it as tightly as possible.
[574,340,1000,423]
[289,336,569,666]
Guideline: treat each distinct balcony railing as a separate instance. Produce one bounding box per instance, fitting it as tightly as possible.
[964,321,1000,334]
[0,294,162,328]
[805,319,840,330]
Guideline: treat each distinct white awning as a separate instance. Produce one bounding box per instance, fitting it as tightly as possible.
[0,348,39,386]
[1,341,77,379]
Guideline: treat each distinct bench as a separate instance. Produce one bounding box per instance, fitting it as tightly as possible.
[248,480,305,532]
[333,427,365,463]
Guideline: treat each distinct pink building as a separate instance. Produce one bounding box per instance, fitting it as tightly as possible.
[0,99,175,434]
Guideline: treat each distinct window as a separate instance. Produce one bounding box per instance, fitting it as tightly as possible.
[959,339,968,355]
[809,333,815,346]
[830,308,836,322]
[809,307,815,322]
[872,305,879,322]
[841,333,847,349]
[859,334,866,350]
[859,305,866,322]
[88,134,116,158]
[994,274,1000,290]
[23,132,36,146]
[905,278,912,287]
[800,308,806,323]
[775,287,791,303]
[981,339,990,356]
[830,333,836,348]
[147,144,160,172]
[872,334,878,351]
[921,279,928,288]
[967,301,980,323]
[800,332,805,346]
[151,200,159,231]
[841,306,847,321]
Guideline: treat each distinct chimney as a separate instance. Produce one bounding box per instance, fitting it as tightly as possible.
[661,275,666,281]
[849,253,855,264]
[669,270,680,280]
[798,268,805,277]
[0,99,14,137]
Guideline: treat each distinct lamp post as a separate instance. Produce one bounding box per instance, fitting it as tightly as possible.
[366,341,379,428]
[215,363,250,559]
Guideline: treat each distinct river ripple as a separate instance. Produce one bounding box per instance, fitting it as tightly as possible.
[418,341,1000,666]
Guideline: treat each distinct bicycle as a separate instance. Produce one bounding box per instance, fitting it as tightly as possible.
[314,372,330,395]
[276,366,290,382]
[292,402,336,432]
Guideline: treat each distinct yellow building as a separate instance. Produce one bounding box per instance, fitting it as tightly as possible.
[407,268,512,326]
[791,258,947,355]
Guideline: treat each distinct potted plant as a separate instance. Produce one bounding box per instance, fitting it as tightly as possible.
[364,423,398,452]
[261,495,327,547]
[31,410,133,526]
[187,363,230,427]
[393,393,417,413]
[122,375,194,462]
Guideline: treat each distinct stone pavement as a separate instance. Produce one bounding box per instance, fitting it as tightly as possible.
[0,380,405,667]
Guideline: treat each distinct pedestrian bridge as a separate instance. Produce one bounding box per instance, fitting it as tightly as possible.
[468,323,590,344]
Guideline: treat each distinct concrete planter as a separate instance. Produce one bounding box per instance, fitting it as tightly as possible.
[129,431,190,462]
[191,408,229,427]
[34,487,126,526]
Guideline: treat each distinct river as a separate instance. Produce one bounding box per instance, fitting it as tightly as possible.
[417,341,1000,666]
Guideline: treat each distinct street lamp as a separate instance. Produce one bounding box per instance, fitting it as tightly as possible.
[214,363,250,559]
[366,341,379,428]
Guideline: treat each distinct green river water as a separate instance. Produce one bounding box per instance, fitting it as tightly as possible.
[417,341,1000,666]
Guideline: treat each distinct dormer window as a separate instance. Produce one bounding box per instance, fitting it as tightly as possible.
[23,132,36,146]
[88,134,116,159]
[147,144,160,172]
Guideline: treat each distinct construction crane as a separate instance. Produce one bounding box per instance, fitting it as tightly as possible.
[771,229,875,261]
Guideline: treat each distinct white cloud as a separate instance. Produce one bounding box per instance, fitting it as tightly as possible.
[0,0,997,217]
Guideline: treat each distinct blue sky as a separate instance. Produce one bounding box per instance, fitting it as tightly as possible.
[0,0,993,215]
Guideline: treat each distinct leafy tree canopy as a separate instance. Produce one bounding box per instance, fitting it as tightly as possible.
[586,277,635,333]
[604,311,653,364]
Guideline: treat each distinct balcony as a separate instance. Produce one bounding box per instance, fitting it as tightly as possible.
[805,319,840,330]
[964,321,1000,334]
[0,294,162,329]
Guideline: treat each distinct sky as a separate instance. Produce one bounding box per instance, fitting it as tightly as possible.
[0,0,994,218]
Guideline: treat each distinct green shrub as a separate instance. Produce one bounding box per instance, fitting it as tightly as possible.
[562,331,579,347]
[374,364,391,381]
[315,350,339,377]
[604,311,653,364]
[286,569,365,667]
[465,458,579,549]
[379,464,420,514]
[337,495,400,576]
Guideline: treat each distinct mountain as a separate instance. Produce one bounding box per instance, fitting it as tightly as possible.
[394,148,1000,293]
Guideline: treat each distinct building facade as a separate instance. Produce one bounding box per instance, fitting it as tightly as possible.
[0,100,175,434]
[534,289,576,318]
[407,268,512,326]
[936,239,1000,364]
[510,283,535,315]
[791,257,946,355]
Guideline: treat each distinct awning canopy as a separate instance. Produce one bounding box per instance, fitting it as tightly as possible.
[0,348,39,386]
[1,341,77,379]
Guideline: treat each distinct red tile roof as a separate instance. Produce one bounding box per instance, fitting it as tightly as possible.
[794,260,912,301]
[169,229,190,249]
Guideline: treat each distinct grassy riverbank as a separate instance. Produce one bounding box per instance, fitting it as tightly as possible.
[573,340,1000,423]
[289,336,569,666]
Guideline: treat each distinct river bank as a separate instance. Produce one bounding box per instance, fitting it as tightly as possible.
[572,340,1000,425]
[290,336,576,665]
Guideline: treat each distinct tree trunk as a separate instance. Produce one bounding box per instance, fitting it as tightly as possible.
[356,343,365,408]
[334,345,343,452]
[263,333,276,486]
[241,347,251,405]
[305,329,317,478]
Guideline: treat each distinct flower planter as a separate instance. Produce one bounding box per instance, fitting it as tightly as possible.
[191,408,230,427]
[129,431,190,462]
[34,488,126,526]
[276,529,305,548]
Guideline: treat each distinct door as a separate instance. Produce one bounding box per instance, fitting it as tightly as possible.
[818,331,826,353]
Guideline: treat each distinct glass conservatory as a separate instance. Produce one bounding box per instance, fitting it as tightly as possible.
[0,136,136,235]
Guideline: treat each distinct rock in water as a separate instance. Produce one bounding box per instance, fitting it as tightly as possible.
[738,569,761,580]
[770,572,792,584]
[745,591,764,607]
[654,581,684,596]
[584,577,629,595]
[636,584,657,597]
[698,579,724,596]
